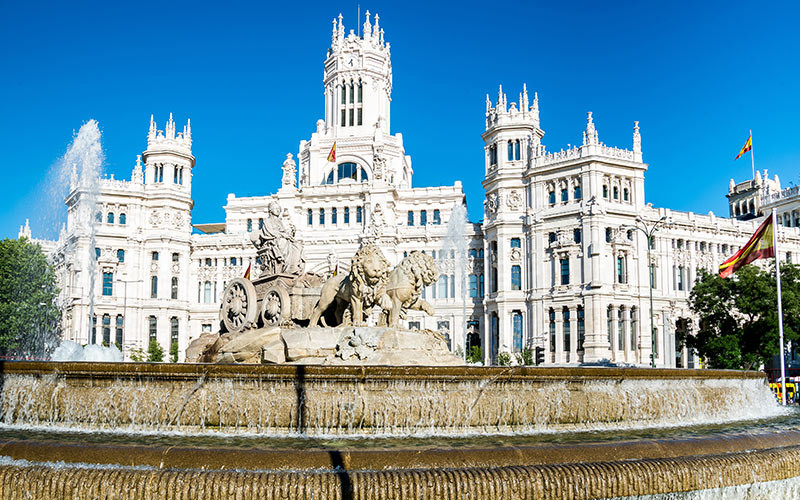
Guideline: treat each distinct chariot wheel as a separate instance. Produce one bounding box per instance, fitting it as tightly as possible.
[221,278,258,334]
[261,285,291,325]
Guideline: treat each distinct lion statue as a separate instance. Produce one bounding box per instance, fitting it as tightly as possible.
[308,243,391,327]
[379,251,439,328]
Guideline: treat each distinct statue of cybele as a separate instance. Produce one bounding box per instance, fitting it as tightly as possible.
[250,201,305,276]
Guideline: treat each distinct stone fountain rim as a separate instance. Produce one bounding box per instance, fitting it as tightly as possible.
[0,429,798,472]
[0,361,768,382]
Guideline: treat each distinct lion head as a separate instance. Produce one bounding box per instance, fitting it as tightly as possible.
[398,251,439,290]
[350,243,391,303]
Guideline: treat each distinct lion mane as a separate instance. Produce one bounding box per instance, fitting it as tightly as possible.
[397,251,438,296]
[349,243,391,308]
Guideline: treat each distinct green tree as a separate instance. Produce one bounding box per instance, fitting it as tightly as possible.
[0,237,61,356]
[169,340,178,363]
[686,264,800,370]
[147,339,165,362]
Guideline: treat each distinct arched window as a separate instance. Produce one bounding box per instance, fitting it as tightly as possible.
[119,213,126,225]
[91,315,97,344]
[613,186,619,200]
[507,141,514,161]
[344,207,350,224]
[561,187,568,203]
[117,249,125,262]
[469,249,478,258]
[171,277,178,299]
[512,312,523,352]
[560,258,569,285]
[107,212,114,223]
[247,219,252,232]
[548,190,556,205]
[607,307,613,345]
[171,317,179,351]
[307,209,313,225]
[152,251,159,261]
[433,209,441,224]
[357,206,363,223]
[511,265,522,290]
[172,253,179,263]
[513,140,520,160]
[618,307,625,350]
[231,257,237,266]
[408,211,414,226]
[479,273,485,296]
[469,274,478,297]
[574,183,582,200]
[623,188,630,202]
[204,281,212,304]
[95,212,102,223]
[630,308,638,351]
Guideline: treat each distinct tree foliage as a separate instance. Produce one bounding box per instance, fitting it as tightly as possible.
[686,264,800,370]
[0,237,60,356]
[147,339,164,362]
[170,341,178,363]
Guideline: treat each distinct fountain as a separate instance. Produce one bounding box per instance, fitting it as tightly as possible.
[4,140,800,498]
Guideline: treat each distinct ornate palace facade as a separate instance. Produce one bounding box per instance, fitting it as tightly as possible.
[27,13,800,366]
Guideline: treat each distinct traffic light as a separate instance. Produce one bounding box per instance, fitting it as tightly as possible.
[535,346,544,366]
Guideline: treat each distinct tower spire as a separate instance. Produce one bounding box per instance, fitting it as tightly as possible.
[583,111,598,146]
[363,10,372,39]
[632,121,641,154]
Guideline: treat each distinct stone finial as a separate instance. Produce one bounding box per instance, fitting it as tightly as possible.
[363,10,372,39]
[485,94,491,112]
[532,91,539,123]
[19,219,31,239]
[148,114,156,142]
[633,121,641,153]
[184,118,192,144]
[373,13,380,43]
[755,170,762,185]
[729,178,735,193]
[584,112,598,146]
[166,113,175,139]
[332,17,338,45]
[132,155,144,184]
[497,85,504,109]
[521,83,529,113]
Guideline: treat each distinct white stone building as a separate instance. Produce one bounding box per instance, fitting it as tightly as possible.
[27,13,800,366]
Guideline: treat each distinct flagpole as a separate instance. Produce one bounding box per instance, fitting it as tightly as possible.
[750,130,755,180]
[772,208,787,405]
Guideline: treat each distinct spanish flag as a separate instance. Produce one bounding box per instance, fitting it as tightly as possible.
[734,135,753,161]
[243,263,251,280]
[719,215,774,278]
[327,142,336,163]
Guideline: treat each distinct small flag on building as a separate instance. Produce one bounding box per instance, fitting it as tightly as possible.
[243,263,251,280]
[719,215,774,278]
[734,134,753,161]
[327,142,336,163]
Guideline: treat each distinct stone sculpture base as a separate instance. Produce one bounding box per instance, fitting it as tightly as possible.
[187,326,464,366]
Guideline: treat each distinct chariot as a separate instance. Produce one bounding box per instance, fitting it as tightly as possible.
[219,273,324,334]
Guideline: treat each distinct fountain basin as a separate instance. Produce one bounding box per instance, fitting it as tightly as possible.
[0,362,797,499]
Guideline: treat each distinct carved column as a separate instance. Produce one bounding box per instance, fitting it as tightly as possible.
[609,305,617,362]
[622,306,631,364]
[555,312,564,364]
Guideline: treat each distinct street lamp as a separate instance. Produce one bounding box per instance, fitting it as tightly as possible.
[628,215,668,368]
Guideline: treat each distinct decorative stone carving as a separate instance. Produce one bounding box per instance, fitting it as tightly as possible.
[379,251,438,328]
[506,189,522,211]
[486,193,499,215]
[372,145,386,181]
[281,153,297,188]
[366,203,386,239]
[309,243,391,327]
[250,201,305,276]
[337,329,377,360]
[510,248,522,262]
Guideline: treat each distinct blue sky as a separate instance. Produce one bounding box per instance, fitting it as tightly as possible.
[1,0,798,240]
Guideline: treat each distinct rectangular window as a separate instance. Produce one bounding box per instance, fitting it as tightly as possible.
[514,140,520,161]
[308,209,313,225]
[172,252,179,263]
[420,210,427,226]
[357,108,363,126]
[678,266,685,291]
[344,207,350,224]
[577,308,585,351]
[408,321,420,330]
[618,310,625,350]
[341,109,346,127]
[102,314,110,346]
[357,206,363,223]
[561,188,568,203]
[513,313,523,352]
[152,251,159,261]
[319,208,325,225]
[171,277,178,300]
[549,309,556,353]
[115,315,123,348]
[549,191,556,205]
[563,309,571,352]
[407,211,414,226]
[357,83,362,103]
[617,256,626,284]
[606,228,612,243]
[507,141,513,161]
[433,209,441,224]
[148,316,157,342]
[574,185,582,200]
[573,229,581,244]
[151,276,158,298]
[469,274,478,298]
[102,272,113,296]
[479,274,485,296]
[171,317,179,347]
[510,238,521,248]
[332,207,338,224]
[349,108,354,126]
[511,265,522,290]
[560,258,570,285]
